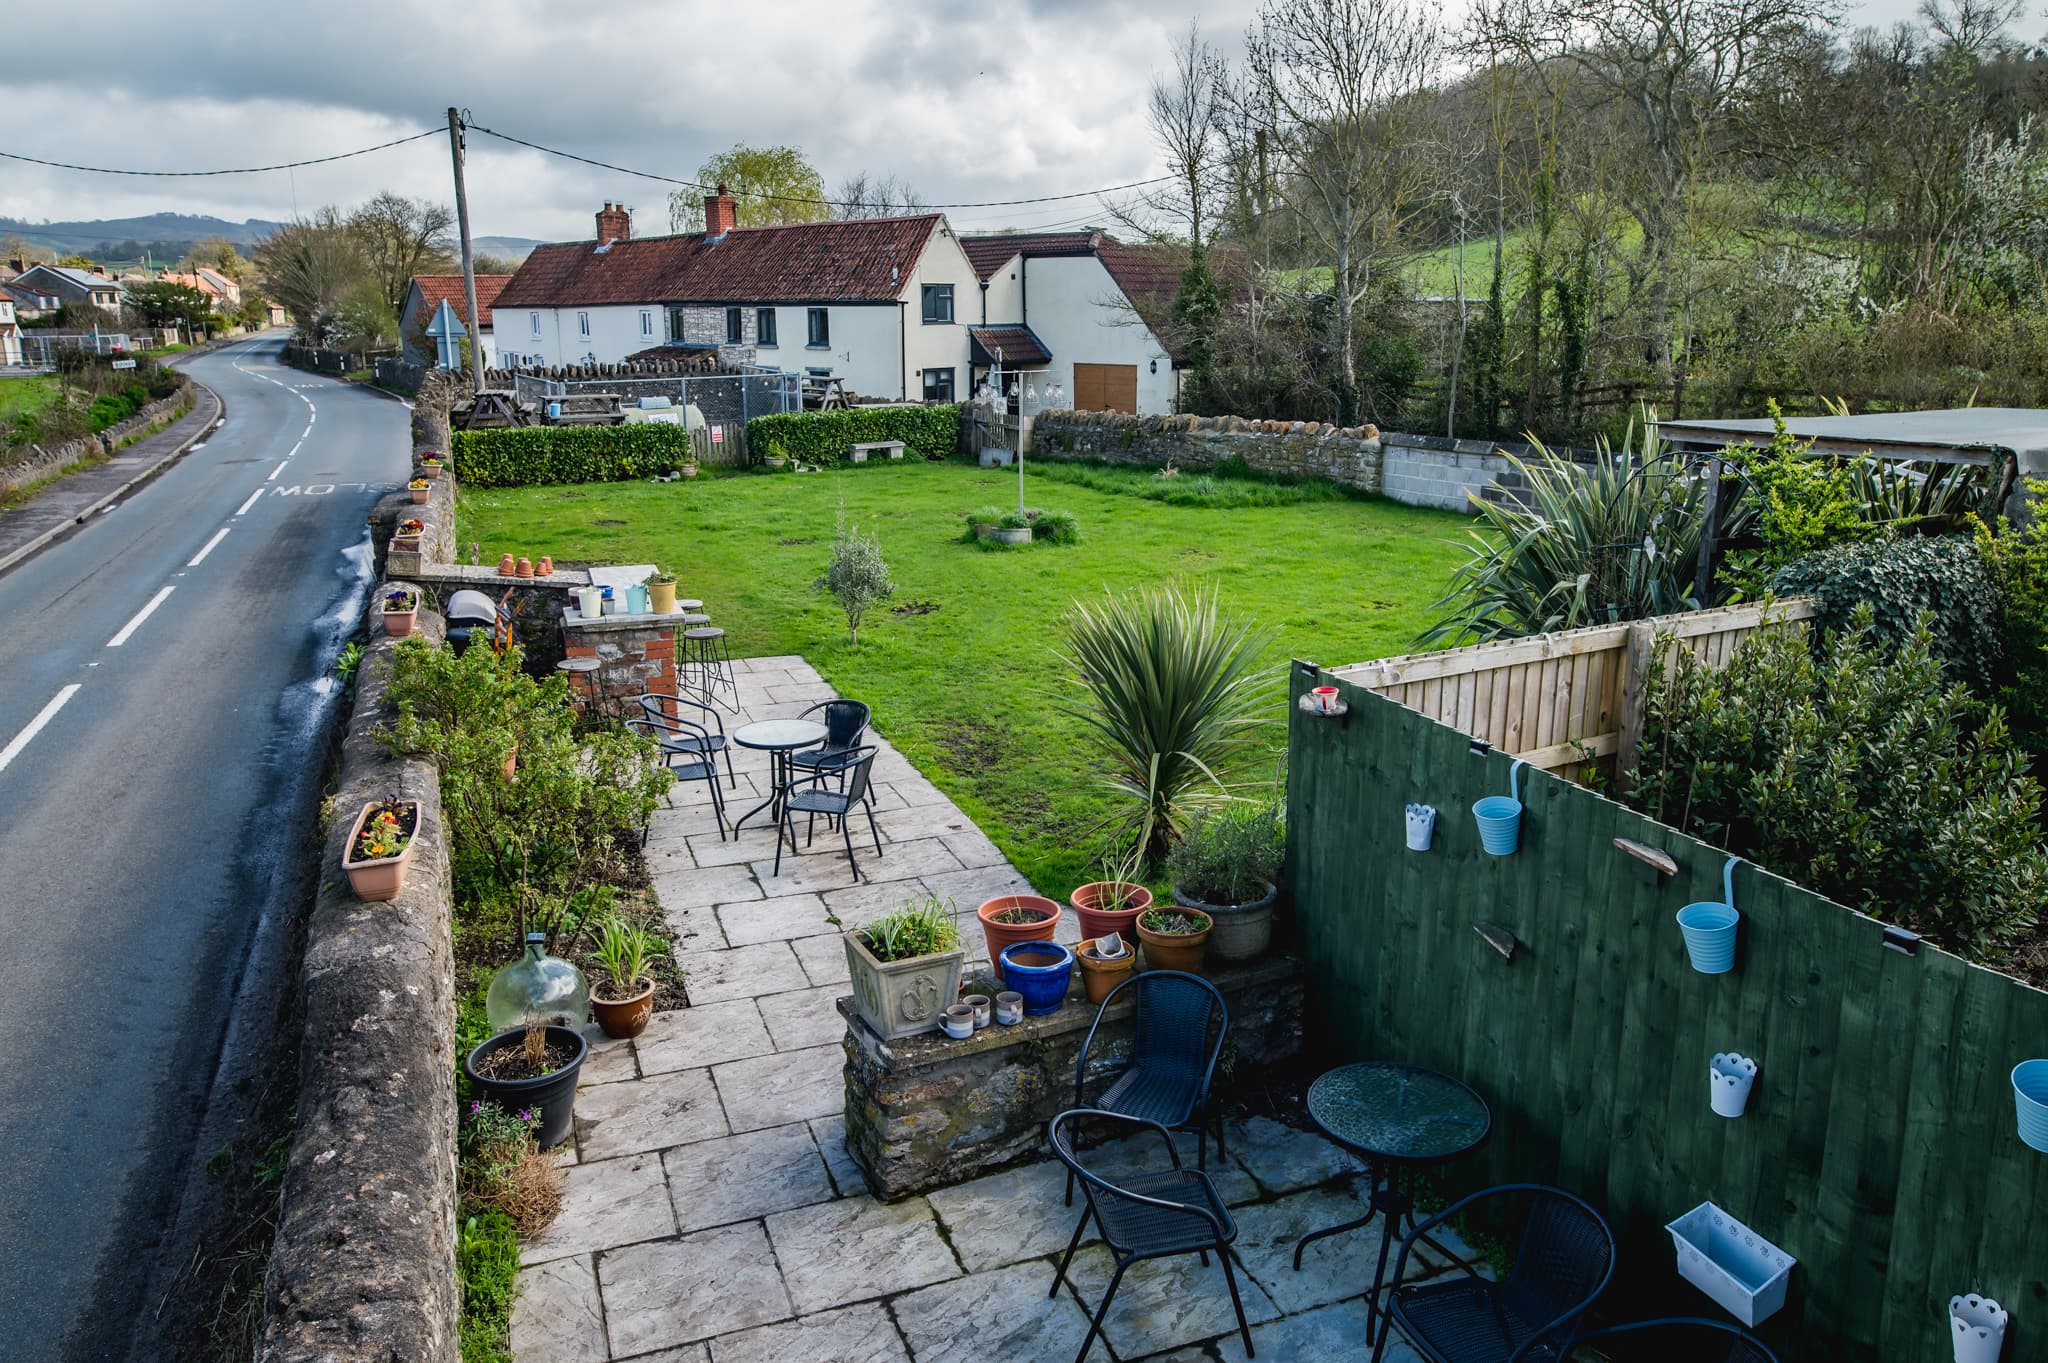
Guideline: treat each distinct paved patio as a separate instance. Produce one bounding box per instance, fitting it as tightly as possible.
[513,656,1435,1362]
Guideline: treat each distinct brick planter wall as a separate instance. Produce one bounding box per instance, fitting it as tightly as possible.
[561,612,679,702]
[840,954,1304,1201]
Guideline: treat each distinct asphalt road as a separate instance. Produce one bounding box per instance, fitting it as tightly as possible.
[0,336,406,1359]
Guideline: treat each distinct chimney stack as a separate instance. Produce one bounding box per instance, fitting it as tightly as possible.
[595,201,632,245]
[704,184,738,237]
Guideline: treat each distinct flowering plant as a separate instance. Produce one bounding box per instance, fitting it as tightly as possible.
[408,477,430,490]
[383,587,419,613]
[398,518,425,535]
[352,797,415,861]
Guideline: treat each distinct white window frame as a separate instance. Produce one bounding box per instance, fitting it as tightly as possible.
[577,311,590,338]
[640,309,654,338]
[530,311,541,338]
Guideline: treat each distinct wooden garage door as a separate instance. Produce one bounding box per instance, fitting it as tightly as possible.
[1073,363,1138,414]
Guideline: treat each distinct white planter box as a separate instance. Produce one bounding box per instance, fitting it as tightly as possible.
[1666,1202,1795,1326]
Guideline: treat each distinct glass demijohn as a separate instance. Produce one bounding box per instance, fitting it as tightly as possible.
[486,932,591,1031]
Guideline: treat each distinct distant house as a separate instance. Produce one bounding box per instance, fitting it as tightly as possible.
[156,267,241,313]
[1,276,59,322]
[960,231,1185,415]
[0,295,20,366]
[400,273,511,370]
[8,263,122,315]
[492,193,981,401]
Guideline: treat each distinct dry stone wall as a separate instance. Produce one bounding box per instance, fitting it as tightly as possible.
[1030,409,1386,493]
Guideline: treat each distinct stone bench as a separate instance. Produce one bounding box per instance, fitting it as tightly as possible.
[839,954,1304,1200]
[849,440,905,462]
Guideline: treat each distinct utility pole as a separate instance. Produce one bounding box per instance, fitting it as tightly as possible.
[447,106,484,399]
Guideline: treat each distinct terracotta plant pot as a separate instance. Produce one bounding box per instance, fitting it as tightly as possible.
[342,799,418,902]
[410,486,429,504]
[649,581,677,615]
[1071,882,1154,942]
[497,553,516,577]
[419,461,443,480]
[381,604,419,637]
[976,895,1062,985]
[537,556,553,576]
[516,556,534,579]
[1077,936,1138,1004]
[502,740,518,781]
[1135,908,1213,973]
[591,979,656,1039]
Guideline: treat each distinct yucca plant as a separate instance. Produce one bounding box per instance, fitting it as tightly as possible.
[1060,583,1275,864]
[1423,428,1707,645]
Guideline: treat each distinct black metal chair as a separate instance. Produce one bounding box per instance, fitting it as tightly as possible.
[788,699,872,780]
[1571,1317,1780,1363]
[629,713,727,840]
[637,690,736,788]
[1372,1183,1615,1363]
[1064,970,1229,1206]
[1047,1109,1254,1363]
[775,745,882,879]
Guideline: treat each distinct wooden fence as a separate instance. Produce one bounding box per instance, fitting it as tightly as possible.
[1285,675,2048,1361]
[1330,598,1819,779]
[690,421,747,467]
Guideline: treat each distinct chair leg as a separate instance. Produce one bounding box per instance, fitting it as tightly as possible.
[1198,1124,1208,1169]
[1073,1258,1128,1363]
[708,776,727,840]
[842,815,861,882]
[806,809,817,847]
[723,746,736,790]
[864,800,882,854]
[1218,1244,1255,1359]
[1049,1204,1092,1297]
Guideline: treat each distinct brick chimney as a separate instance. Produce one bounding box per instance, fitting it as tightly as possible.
[704,184,738,237]
[595,201,632,245]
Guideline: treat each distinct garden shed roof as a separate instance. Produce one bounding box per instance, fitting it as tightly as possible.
[1660,408,2048,475]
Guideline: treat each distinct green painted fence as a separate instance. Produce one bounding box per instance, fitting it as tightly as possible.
[1285,670,2047,1361]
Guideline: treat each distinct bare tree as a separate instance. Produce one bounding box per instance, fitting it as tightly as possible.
[1919,0,2029,54]
[256,209,366,343]
[832,172,928,219]
[1108,21,1225,247]
[1246,0,1446,425]
[346,191,455,314]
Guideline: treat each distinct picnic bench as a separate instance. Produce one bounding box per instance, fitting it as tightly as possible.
[849,440,905,463]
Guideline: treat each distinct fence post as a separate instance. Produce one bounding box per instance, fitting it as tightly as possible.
[1614,621,1658,795]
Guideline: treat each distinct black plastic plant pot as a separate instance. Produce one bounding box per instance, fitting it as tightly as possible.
[464,1025,588,1149]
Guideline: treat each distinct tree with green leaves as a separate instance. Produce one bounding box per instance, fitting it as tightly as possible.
[1170,248,1224,413]
[668,145,828,231]
[256,209,366,342]
[126,281,214,332]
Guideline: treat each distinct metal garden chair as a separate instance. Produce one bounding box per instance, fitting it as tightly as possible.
[637,690,737,788]
[1047,1108,1254,1363]
[1571,1317,1780,1363]
[775,744,882,880]
[1371,1183,1615,1363]
[788,699,871,781]
[628,713,727,841]
[1063,970,1229,1207]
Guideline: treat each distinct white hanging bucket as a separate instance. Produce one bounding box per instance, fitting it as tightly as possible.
[1405,804,1436,852]
[1950,1295,2007,1363]
[1710,1052,1758,1118]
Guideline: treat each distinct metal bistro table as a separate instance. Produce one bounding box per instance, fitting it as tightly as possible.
[731,718,829,849]
[1292,1061,1492,1343]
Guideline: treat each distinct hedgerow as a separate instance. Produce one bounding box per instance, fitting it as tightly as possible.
[451,425,694,488]
[744,404,959,467]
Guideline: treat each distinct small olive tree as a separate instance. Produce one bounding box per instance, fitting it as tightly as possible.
[815,513,894,646]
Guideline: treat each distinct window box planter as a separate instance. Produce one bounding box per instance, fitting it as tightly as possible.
[844,930,966,1040]
[1174,879,1277,962]
[341,798,418,902]
[1135,907,1213,973]
[976,895,1062,985]
[380,587,419,637]
[998,940,1074,1015]
[464,1025,587,1149]
[408,479,430,504]
[1665,1201,1795,1326]
[1071,881,1153,942]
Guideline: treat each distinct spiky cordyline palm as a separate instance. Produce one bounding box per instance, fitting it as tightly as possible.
[1059,584,1276,865]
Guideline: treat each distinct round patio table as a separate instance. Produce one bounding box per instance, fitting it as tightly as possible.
[1291,1061,1491,1344]
[731,718,829,848]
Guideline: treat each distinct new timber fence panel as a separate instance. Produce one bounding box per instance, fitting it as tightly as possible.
[1284,671,2048,1362]
[1330,598,1819,778]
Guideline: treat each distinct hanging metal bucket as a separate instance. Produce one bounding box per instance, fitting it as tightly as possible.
[1677,856,1742,974]
[1471,759,1527,856]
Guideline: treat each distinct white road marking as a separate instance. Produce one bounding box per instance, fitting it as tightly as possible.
[286,440,303,458]
[301,424,312,438]
[266,460,288,481]
[235,489,264,516]
[107,585,175,647]
[0,685,82,775]
[188,527,231,566]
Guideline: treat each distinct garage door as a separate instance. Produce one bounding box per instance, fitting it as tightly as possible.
[1073,363,1138,414]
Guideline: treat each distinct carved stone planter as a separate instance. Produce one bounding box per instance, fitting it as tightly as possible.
[844,931,965,1040]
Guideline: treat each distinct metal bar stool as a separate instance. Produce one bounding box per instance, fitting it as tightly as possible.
[679,625,738,711]
[677,597,704,612]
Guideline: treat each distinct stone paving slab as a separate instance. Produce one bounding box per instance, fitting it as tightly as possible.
[523,1152,677,1266]
[894,1258,1100,1363]
[576,1067,727,1162]
[512,1255,609,1363]
[634,998,772,1075]
[1060,1241,1284,1357]
[764,1196,961,1315]
[711,1042,843,1132]
[600,1222,794,1356]
[663,1123,836,1234]
[704,1302,908,1363]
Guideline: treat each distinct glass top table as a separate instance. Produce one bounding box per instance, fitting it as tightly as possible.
[730,718,830,841]
[1293,1061,1491,1345]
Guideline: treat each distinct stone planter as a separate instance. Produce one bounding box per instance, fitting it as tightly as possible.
[844,931,966,1040]
[976,895,1061,984]
[983,527,1031,547]
[1071,882,1153,942]
[1174,880,1277,962]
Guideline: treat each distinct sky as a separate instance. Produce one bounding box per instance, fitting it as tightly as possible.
[0,0,1934,250]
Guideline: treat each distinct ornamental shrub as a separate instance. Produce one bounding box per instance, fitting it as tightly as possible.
[744,404,959,467]
[1973,486,2048,759]
[814,512,894,646]
[1632,608,2048,962]
[451,424,694,488]
[1772,534,2002,692]
[1166,803,1285,905]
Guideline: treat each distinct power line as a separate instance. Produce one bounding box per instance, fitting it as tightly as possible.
[463,121,1178,211]
[0,128,443,178]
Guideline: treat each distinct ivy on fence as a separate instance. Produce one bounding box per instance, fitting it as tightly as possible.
[744,404,960,467]
[451,424,695,488]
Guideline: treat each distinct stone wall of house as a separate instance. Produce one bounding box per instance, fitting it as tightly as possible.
[1029,409,1385,493]
[840,956,1304,1201]
[257,604,458,1363]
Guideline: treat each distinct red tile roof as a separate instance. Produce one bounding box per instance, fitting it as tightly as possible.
[494,216,941,310]
[410,274,512,330]
[1096,239,1188,310]
[959,231,1101,280]
[968,325,1051,367]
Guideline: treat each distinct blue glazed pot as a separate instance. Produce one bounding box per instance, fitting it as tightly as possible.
[999,941,1075,1016]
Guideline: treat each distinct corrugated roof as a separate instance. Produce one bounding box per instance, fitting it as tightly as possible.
[495,215,941,310]
[968,325,1052,367]
[410,274,512,330]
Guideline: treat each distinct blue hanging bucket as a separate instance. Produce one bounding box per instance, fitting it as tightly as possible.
[1471,759,1527,856]
[2014,1060,2048,1152]
[1677,856,1742,974]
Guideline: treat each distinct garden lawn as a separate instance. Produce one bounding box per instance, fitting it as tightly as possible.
[0,375,62,423]
[459,461,1468,893]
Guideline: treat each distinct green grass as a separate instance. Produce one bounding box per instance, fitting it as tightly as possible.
[0,376,62,422]
[1030,458,1350,508]
[456,1208,520,1363]
[459,461,1467,892]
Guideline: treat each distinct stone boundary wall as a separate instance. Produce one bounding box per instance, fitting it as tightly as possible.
[257,603,459,1363]
[0,384,195,497]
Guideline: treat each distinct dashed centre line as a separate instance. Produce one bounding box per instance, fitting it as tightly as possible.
[235,489,264,516]
[188,527,231,566]
[266,460,289,481]
[0,686,83,775]
[106,586,175,648]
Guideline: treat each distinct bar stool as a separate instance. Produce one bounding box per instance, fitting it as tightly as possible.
[679,626,737,711]
[677,598,704,612]
[681,613,711,626]
[555,655,604,713]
